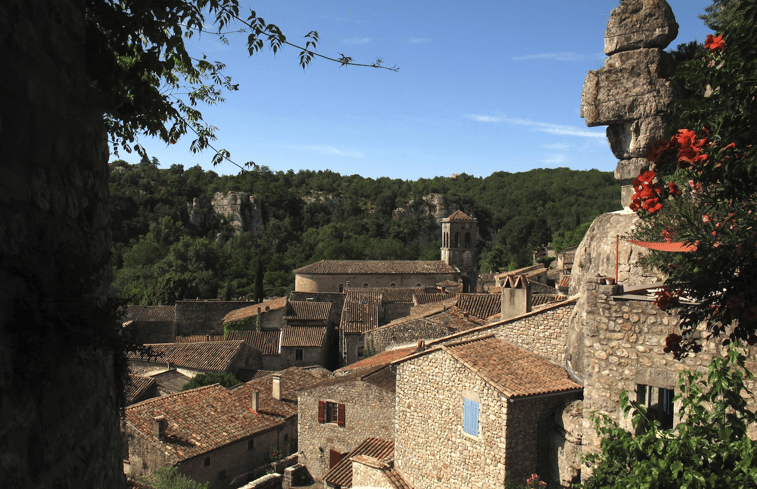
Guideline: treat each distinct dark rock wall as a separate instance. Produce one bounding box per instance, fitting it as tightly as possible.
[0,0,123,487]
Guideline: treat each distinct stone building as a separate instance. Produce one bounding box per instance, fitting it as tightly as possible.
[321,438,411,489]
[393,335,582,488]
[127,340,262,378]
[441,210,479,292]
[294,260,458,293]
[297,365,398,480]
[122,305,177,344]
[125,375,158,405]
[124,368,324,488]
[222,297,290,331]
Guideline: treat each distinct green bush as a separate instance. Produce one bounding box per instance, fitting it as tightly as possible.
[181,371,240,391]
[145,466,209,489]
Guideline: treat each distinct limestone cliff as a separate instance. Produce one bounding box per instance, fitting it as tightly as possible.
[209,191,263,236]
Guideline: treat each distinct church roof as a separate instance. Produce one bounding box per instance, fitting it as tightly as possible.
[294,260,456,275]
[444,210,476,221]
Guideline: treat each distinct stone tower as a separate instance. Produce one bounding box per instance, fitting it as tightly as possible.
[441,210,478,292]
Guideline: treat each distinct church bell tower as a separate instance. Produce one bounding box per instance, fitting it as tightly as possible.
[441,210,478,292]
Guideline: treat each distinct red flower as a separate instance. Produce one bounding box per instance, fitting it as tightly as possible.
[646,138,677,163]
[703,214,711,223]
[705,34,725,51]
[660,229,673,243]
[668,181,682,197]
[674,129,708,168]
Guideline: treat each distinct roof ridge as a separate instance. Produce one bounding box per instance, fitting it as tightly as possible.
[125,383,223,410]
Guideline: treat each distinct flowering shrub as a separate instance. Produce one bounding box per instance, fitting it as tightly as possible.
[629,1,757,355]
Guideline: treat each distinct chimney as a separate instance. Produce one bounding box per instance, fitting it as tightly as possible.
[153,415,167,441]
[272,374,282,401]
[416,340,425,352]
[252,391,259,412]
[501,275,531,321]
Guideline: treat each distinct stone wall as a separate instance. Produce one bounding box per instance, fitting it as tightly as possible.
[0,0,124,486]
[281,345,326,369]
[298,381,395,480]
[175,300,256,335]
[367,318,454,353]
[124,320,177,344]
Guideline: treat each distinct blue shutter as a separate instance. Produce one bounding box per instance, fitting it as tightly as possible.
[463,398,479,436]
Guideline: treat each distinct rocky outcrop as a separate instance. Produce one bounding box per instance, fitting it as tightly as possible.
[187,197,203,227]
[581,0,679,208]
[301,192,349,209]
[210,191,263,236]
[393,193,463,225]
[604,0,678,55]
[549,400,584,488]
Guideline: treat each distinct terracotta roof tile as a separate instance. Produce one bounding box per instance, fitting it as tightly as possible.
[127,341,247,372]
[336,346,418,373]
[340,300,379,334]
[444,210,475,221]
[558,275,571,289]
[455,293,501,320]
[294,260,456,275]
[322,438,394,488]
[531,294,567,309]
[436,279,461,288]
[345,289,383,303]
[284,301,332,322]
[125,384,281,464]
[224,329,281,355]
[235,367,326,415]
[304,364,396,393]
[413,291,453,305]
[223,297,288,324]
[495,264,546,280]
[280,325,327,348]
[125,375,156,405]
[443,335,582,398]
[428,307,487,331]
[379,287,424,303]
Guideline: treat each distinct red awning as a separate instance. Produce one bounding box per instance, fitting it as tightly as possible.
[628,240,697,253]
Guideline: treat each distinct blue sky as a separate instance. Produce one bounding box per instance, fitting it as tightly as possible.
[124,0,715,180]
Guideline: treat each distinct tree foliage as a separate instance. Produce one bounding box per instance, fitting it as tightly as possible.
[110,163,621,304]
[583,344,757,488]
[629,0,757,353]
[144,466,209,489]
[181,371,240,390]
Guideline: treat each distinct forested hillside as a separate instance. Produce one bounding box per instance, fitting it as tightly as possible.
[110,159,621,304]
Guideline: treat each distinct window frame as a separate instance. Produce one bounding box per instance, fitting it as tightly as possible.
[636,384,675,430]
[318,400,346,427]
[463,398,479,437]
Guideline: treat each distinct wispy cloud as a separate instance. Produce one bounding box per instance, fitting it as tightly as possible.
[343,37,372,45]
[409,37,431,43]
[511,52,584,62]
[542,154,567,164]
[543,143,572,150]
[296,145,365,158]
[465,114,605,139]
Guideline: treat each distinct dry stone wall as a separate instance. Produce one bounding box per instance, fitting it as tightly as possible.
[0,0,124,486]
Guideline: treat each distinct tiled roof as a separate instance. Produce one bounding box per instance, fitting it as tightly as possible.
[225,329,281,355]
[455,293,501,320]
[445,210,475,221]
[222,297,288,324]
[124,305,175,322]
[436,279,461,288]
[175,335,224,343]
[345,289,383,303]
[322,438,394,488]
[125,375,156,405]
[234,367,326,416]
[150,369,191,394]
[294,260,456,275]
[413,291,453,305]
[284,301,332,322]
[340,300,379,334]
[558,275,571,289]
[532,294,567,309]
[281,325,327,348]
[125,384,282,464]
[443,335,582,399]
[406,297,458,319]
[127,341,247,372]
[427,307,487,331]
[304,364,396,393]
[379,287,424,303]
[495,264,546,280]
[336,346,418,373]
[351,456,412,489]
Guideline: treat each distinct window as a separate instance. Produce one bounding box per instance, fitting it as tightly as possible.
[295,349,303,361]
[357,346,365,358]
[283,434,289,443]
[247,439,254,451]
[203,456,211,467]
[390,283,396,287]
[463,398,479,436]
[637,384,674,429]
[218,470,226,481]
[363,283,369,288]
[338,284,344,293]
[318,401,346,427]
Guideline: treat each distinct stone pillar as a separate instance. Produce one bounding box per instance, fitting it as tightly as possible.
[580,0,679,208]
[0,0,123,487]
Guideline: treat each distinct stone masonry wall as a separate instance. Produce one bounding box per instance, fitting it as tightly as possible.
[352,460,393,489]
[124,320,177,344]
[298,381,395,480]
[0,0,124,487]
[367,318,454,352]
[175,300,257,335]
[395,350,509,488]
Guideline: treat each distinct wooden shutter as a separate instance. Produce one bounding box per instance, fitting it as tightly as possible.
[329,449,342,468]
[463,398,479,436]
[318,401,325,423]
[337,403,346,427]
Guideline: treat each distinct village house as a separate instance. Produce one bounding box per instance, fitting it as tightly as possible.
[297,364,398,480]
[127,340,262,379]
[122,305,177,344]
[392,334,582,488]
[222,296,289,331]
[124,374,158,405]
[123,367,325,488]
[321,438,411,489]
